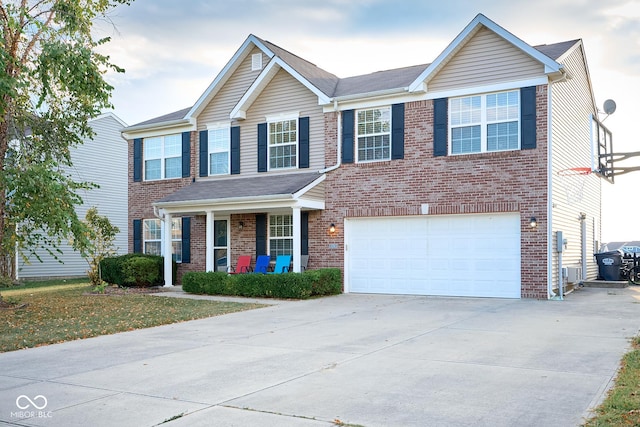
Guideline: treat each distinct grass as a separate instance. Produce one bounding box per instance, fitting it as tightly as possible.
[583,336,640,427]
[0,281,265,353]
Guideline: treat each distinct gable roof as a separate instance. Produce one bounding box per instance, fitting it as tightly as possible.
[126,14,580,131]
[534,39,581,61]
[408,13,564,92]
[260,38,340,97]
[185,35,276,120]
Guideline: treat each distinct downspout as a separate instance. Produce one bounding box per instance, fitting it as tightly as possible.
[547,80,556,299]
[319,99,341,173]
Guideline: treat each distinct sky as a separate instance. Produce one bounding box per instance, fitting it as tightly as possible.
[95,0,640,243]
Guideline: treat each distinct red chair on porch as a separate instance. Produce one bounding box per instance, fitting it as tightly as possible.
[229,255,252,274]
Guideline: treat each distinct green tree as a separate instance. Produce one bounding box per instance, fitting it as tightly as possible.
[0,0,132,284]
[83,206,119,286]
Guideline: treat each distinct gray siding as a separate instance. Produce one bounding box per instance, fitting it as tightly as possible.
[550,44,601,285]
[18,114,129,278]
[429,27,545,91]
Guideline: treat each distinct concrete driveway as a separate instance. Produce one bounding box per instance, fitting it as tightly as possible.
[1,286,639,427]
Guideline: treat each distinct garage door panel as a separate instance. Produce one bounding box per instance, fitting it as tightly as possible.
[346,214,521,298]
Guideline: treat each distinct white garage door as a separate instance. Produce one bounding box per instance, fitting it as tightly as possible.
[346,214,521,298]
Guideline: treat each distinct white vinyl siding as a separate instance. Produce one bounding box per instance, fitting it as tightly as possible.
[18,114,129,278]
[429,27,545,92]
[550,44,601,285]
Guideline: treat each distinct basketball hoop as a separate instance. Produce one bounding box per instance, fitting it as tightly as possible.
[558,167,592,204]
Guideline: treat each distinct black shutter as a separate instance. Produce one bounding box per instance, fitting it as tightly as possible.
[133,138,142,182]
[231,126,240,175]
[520,86,537,150]
[301,212,309,256]
[299,117,310,168]
[433,98,448,157]
[342,110,354,163]
[181,217,191,263]
[133,219,142,253]
[391,103,405,160]
[199,130,208,177]
[257,123,267,172]
[255,214,267,256]
[181,132,190,178]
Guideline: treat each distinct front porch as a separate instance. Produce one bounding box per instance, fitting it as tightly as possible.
[153,172,325,286]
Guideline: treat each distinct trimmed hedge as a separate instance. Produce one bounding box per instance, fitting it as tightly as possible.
[182,268,342,299]
[100,254,177,287]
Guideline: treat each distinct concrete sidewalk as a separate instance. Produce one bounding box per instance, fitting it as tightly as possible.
[1,286,639,427]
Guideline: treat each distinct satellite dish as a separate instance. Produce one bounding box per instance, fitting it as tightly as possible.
[603,99,617,115]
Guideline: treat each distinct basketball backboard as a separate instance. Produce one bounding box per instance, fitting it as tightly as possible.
[591,113,614,183]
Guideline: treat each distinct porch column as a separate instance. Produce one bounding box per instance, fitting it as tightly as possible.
[163,212,173,287]
[206,211,214,272]
[292,207,301,273]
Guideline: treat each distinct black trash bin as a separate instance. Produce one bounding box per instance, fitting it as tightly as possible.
[594,251,623,281]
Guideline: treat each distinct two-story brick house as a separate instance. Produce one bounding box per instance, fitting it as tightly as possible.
[123,14,606,299]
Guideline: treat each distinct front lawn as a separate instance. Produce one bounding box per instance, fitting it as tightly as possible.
[583,336,640,427]
[0,283,264,352]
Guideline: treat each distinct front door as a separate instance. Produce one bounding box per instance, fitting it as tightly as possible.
[214,219,229,272]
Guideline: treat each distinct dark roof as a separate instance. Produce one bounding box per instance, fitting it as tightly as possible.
[260,38,340,97]
[131,36,579,129]
[533,39,580,60]
[157,172,322,204]
[333,64,429,97]
[130,107,191,127]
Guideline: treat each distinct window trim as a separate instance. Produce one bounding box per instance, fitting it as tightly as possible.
[142,218,183,263]
[355,106,392,163]
[448,90,521,156]
[207,123,231,176]
[268,214,293,257]
[143,134,182,181]
[267,112,299,171]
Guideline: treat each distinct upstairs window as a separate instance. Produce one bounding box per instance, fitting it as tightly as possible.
[450,90,520,155]
[356,107,391,162]
[208,126,230,175]
[269,119,297,169]
[144,134,182,180]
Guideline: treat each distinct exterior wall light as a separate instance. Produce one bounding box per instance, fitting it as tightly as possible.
[529,217,538,228]
[238,221,244,231]
[328,223,336,235]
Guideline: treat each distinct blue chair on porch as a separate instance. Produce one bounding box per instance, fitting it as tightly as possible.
[269,255,291,274]
[253,255,271,274]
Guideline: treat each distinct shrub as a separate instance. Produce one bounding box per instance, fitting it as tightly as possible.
[100,254,175,287]
[122,256,160,287]
[182,268,342,299]
[306,268,342,296]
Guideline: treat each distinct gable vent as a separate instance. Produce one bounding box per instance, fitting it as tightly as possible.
[251,53,263,71]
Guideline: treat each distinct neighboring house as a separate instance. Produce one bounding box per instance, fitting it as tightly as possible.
[18,113,129,279]
[123,14,608,299]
